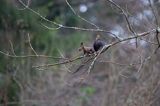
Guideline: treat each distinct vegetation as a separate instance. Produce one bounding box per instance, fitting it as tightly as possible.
[0,0,160,106]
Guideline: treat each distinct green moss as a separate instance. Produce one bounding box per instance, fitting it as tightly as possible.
[80,86,96,96]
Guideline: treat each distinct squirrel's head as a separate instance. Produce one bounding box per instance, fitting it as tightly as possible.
[78,42,84,51]
[96,35,101,40]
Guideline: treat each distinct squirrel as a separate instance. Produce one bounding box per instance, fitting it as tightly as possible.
[79,42,95,55]
[93,35,106,52]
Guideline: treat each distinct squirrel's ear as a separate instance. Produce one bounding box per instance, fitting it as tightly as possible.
[80,42,84,46]
[96,35,100,40]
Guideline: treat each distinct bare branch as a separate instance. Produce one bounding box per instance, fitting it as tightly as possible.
[32,28,156,69]
[9,40,16,56]
[106,0,138,46]
[98,60,138,66]
[106,0,136,35]
[148,0,160,53]
[84,28,156,74]
[17,0,121,40]
[148,0,159,27]
[0,50,67,59]
[72,56,95,74]
[27,33,38,56]
[87,44,111,75]
[154,29,160,53]
[16,0,31,10]
[137,49,143,72]
[32,55,85,68]
[65,0,99,29]
[58,49,72,72]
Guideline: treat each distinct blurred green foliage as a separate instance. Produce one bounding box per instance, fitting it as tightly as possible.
[0,0,90,104]
[78,86,96,105]
[80,86,96,96]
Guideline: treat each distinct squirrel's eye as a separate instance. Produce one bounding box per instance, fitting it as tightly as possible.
[78,48,82,51]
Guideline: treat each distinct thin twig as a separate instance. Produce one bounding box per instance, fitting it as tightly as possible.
[33,55,85,68]
[98,60,138,66]
[85,28,156,75]
[72,56,95,74]
[27,33,38,56]
[148,0,160,53]
[32,28,156,68]
[65,0,99,29]
[106,0,138,46]
[16,0,31,10]
[148,0,159,27]
[137,49,144,72]
[17,0,120,40]
[87,44,112,75]
[58,49,72,72]
[9,40,16,56]
[0,50,67,59]
[154,29,160,53]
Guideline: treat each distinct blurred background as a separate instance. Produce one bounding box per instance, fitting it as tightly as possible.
[0,0,160,106]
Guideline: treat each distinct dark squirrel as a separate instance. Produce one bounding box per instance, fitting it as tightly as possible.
[79,42,94,55]
[93,35,105,52]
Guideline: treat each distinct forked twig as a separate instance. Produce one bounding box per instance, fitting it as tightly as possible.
[106,0,138,46]
[17,0,120,39]
[32,28,156,69]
